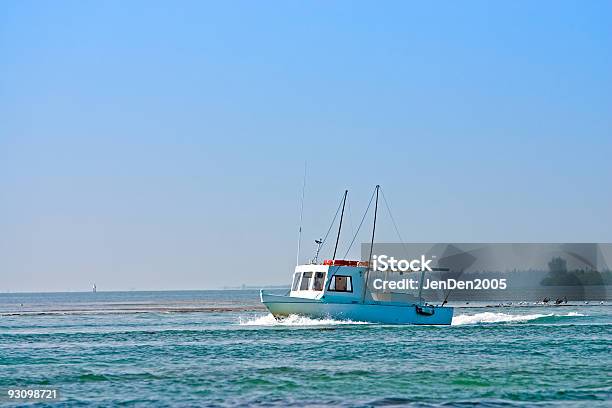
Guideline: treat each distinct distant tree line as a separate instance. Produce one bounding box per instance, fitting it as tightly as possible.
[540,256,612,286]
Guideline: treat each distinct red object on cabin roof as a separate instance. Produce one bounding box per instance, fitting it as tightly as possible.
[323,259,360,267]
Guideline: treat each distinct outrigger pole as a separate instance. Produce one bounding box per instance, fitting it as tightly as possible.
[361,185,380,304]
[295,161,307,266]
[332,190,348,260]
[418,268,426,305]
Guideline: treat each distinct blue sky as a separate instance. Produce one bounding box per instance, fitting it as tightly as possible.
[1,1,611,291]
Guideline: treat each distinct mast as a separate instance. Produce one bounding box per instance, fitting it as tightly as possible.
[361,185,379,303]
[332,190,348,260]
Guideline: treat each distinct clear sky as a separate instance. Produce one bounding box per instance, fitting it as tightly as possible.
[1,1,611,292]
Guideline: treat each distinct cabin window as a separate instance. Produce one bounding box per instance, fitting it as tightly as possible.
[328,275,353,292]
[291,272,301,291]
[299,272,313,290]
[312,272,326,291]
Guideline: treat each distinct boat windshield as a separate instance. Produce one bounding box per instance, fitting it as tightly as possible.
[312,272,326,291]
[299,272,313,290]
[291,272,301,291]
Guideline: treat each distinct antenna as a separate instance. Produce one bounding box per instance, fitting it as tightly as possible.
[312,238,323,264]
[296,161,307,266]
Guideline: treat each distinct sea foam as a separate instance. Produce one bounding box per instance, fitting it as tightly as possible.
[239,313,369,326]
[451,311,586,325]
[240,311,587,326]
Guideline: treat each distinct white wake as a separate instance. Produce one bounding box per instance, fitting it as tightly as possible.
[240,311,586,326]
[239,313,369,326]
[451,311,585,325]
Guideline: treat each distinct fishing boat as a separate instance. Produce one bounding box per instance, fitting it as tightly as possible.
[260,186,454,325]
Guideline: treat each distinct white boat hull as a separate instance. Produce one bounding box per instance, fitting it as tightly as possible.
[261,291,453,325]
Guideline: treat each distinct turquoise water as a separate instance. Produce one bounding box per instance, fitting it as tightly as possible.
[0,291,610,407]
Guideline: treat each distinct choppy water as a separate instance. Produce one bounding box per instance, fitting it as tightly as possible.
[0,291,610,407]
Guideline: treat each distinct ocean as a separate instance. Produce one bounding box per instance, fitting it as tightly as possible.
[0,290,610,407]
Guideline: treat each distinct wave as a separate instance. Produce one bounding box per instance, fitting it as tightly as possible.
[241,312,587,326]
[239,313,370,326]
[564,311,586,317]
[452,311,586,325]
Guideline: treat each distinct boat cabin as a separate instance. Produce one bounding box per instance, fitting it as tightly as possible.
[289,260,367,303]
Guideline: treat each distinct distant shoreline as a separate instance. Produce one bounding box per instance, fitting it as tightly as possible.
[0,287,290,295]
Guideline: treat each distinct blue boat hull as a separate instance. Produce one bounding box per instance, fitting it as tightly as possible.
[260,292,454,325]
